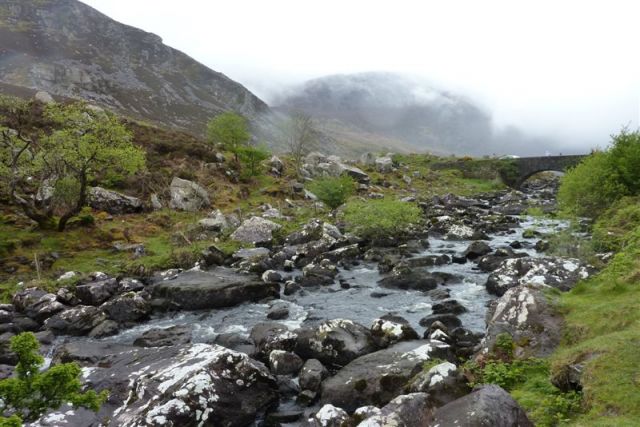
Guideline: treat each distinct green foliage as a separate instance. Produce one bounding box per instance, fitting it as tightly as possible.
[343,198,422,240]
[592,197,640,252]
[558,130,640,218]
[0,333,107,423]
[206,112,250,161]
[1,101,146,231]
[524,206,546,217]
[237,144,270,179]
[307,176,355,209]
[465,358,581,426]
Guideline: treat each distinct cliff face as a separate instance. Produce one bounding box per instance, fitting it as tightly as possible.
[0,0,269,135]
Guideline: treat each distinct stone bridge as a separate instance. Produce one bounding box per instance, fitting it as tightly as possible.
[431,154,588,189]
[500,155,587,188]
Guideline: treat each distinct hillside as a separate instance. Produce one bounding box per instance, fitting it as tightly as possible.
[0,0,268,136]
[274,72,557,156]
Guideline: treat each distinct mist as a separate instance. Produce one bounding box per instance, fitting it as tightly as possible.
[82,0,640,154]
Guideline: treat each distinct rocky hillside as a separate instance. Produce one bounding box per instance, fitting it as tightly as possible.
[274,72,556,156]
[0,0,268,135]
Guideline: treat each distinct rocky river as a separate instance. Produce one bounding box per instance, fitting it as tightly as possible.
[1,179,596,426]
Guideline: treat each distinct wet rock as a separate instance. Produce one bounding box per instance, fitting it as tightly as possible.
[133,325,192,347]
[88,319,119,338]
[268,350,303,376]
[300,259,338,286]
[88,186,143,214]
[169,176,211,211]
[299,359,329,392]
[425,288,451,300]
[296,319,377,367]
[464,241,492,259]
[445,224,476,240]
[251,322,298,358]
[535,239,550,252]
[405,362,469,407]
[44,343,279,427]
[308,404,349,427]
[44,305,106,336]
[319,340,451,412]
[100,291,150,323]
[477,247,527,272]
[212,333,255,354]
[432,299,468,315]
[266,301,290,320]
[419,314,462,331]
[370,315,419,348]
[284,280,301,296]
[151,268,278,310]
[75,278,118,306]
[431,384,533,427]
[265,410,303,426]
[378,269,438,291]
[486,257,593,296]
[478,284,562,359]
[357,393,434,427]
[262,269,283,283]
[406,254,451,268]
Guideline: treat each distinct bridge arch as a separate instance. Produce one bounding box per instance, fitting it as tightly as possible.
[499,155,587,188]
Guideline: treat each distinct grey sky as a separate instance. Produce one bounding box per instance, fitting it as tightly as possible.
[82,0,639,150]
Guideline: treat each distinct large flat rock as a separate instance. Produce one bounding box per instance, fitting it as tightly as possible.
[151,268,279,310]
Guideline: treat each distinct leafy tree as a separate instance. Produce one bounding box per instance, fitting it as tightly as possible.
[0,100,146,231]
[343,198,422,240]
[0,332,107,424]
[307,175,355,209]
[206,112,250,163]
[237,144,270,179]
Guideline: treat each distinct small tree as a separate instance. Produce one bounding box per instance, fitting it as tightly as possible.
[282,112,315,177]
[206,112,250,163]
[237,144,270,179]
[0,332,108,424]
[0,100,146,231]
[307,175,355,209]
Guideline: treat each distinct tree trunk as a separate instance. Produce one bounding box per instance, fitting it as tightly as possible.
[57,174,88,232]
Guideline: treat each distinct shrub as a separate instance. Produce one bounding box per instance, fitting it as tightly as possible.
[307,176,355,210]
[343,198,422,240]
[0,332,107,423]
[558,130,640,219]
[592,197,640,252]
[237,145,270,179]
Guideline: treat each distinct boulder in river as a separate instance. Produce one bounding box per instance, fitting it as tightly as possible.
[356,393,434,427]
[377,268,438,291]
[133,325,192,347]
[44,305,107,336]
[296,319,377,367]
[100,291,150,324]
[151,268,279,310]
[37,343,279,427]
[405,361,470,407]
[370,315,419,348]
[319,339,451,412]
[486,256,593,296]
[478,283,562,359]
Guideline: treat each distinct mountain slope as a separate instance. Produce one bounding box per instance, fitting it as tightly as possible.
[0,0,268,136]
[274,72,555,156]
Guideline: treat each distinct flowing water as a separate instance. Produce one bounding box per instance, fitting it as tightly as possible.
[84,215,569,348]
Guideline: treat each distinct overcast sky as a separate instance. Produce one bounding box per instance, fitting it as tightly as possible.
[82,0,639,150]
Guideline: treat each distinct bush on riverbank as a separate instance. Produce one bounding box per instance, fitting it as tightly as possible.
[558,129,640,218]
[343,198,421,241]
[307,176,355,209]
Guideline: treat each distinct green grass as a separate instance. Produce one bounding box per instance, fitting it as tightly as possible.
[544,225,640,425]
